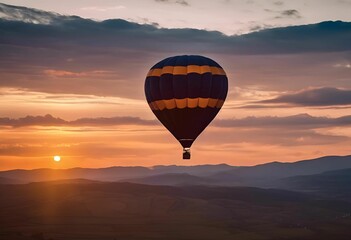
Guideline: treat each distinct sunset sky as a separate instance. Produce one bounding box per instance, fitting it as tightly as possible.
[0,0,351,170]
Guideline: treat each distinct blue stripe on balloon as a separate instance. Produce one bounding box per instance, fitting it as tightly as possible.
[150,55,222,68]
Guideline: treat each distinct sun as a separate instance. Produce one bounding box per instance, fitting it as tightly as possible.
[53,156,61,162]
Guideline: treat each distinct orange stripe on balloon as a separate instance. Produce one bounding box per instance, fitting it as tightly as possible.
[147,65,226,77]
[148,97,224,111]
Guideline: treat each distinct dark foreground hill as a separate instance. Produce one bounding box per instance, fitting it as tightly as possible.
[0,182,351,240]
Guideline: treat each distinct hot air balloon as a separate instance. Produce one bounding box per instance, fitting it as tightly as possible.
[144,55,228,159]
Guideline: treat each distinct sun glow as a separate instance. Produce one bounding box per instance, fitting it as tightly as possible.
[53,156,61,162]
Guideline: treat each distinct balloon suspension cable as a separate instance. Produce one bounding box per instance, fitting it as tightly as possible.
[183,148,191,160]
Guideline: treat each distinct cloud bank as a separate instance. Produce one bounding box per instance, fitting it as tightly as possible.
[1,114,351,129]
[214,113,351,129]
[0,114,158,128]
[154,0,190,6]
[261,87,351,106]
[0,3,350,99]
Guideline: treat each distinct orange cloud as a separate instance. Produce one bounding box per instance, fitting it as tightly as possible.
[44,69,111,78]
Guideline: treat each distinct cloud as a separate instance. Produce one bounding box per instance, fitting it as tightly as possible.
[0,114,158,128]
[338,0,351,4]
[132,17,160,27]
[0,3,78,24]
[1,114,350,150]
[0,115,66,127]
[246,22,277,32]
[201,127,348,147]
[333,63,351,68]
[43,69,110,78]
[71,116,157,126]
[80,6,126,12]
[201,114,351,146]
[207,113,351,146]
[2,113,351,130]
[279,9,301,18]
[155,0,190,6]
[273,1,284,6]
[0,3,350,98]
[0,3,349,54]
[266,8,302,19]
[260,87,351,106]
[213,113,351,129]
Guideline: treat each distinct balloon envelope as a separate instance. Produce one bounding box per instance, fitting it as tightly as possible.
[144,55,228,159]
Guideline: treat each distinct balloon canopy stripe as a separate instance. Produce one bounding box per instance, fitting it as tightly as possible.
[145,74,228,101]
[147,65,226,77]
[148,98,225,111]
[151,55,222,68]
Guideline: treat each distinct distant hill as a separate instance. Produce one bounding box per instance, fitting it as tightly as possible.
[279,168,351,200]
[123,155,351,188]
[123,173,214,186]
[0,166,152,183]
[0,164,237,184]
[211,155,351,187]
[37,178,102,184]
[150,164,235,176]
[0,176,20,184]
[1,155,350,187]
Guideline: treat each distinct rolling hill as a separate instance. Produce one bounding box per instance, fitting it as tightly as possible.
[210,155,351,187]
[279,168,351,200]
[123,173,213,186]
[1,155,350,188]
[0,182,350,240]
[0,164,236,184]
[0,176,19,184]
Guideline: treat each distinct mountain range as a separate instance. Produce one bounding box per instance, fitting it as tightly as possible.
[1,155,351,194]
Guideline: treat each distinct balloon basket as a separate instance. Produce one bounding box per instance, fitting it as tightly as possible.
[183,148,191,160]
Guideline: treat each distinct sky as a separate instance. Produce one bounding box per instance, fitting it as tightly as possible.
[1,0,351,34]
[0,1,351,170]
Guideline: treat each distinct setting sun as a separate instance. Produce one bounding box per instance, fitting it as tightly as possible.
[53,156,61,162]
